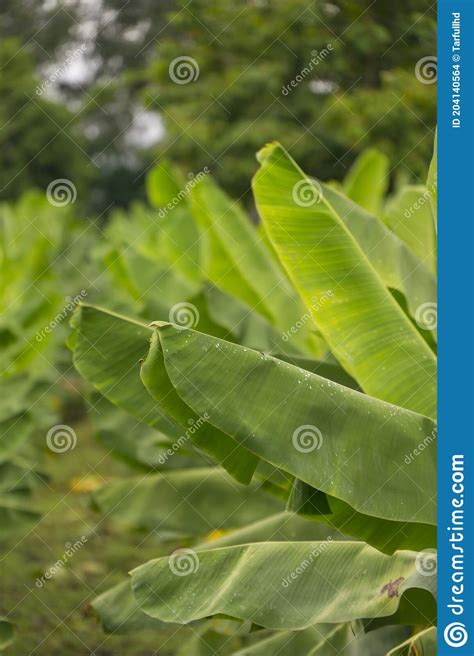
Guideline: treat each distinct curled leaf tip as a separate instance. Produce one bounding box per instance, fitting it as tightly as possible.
[256,141,283,164]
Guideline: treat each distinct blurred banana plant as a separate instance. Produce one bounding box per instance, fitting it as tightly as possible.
[1,193,62,538]
[0,191,96,644]
[0,191,95,539]
[71,136,437,655]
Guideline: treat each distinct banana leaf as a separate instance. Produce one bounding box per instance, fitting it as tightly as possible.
[343,148,389,214]
[131,542,436,629]
[252,142,436,417]
[71,305,259,484]
[92,467,283,534]
[142,324,436,525]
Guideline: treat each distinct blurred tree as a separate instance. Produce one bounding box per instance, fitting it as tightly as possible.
[142,0,436,200]
[55,0,176,213]
[0,39,90,203]
[1,0,436,210]
[0,0,173,211]
[0,0,78,64]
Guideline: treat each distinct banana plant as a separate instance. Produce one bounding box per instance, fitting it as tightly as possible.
[71,137,437,655]
[0,191,98,649]
[0,192,86,539]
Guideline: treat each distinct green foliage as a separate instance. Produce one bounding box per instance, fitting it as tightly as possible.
[343,148,389,214]
[131,542,436,628]
[254,142,436,415]
[1,1,435,212]
[68,135,438,654]
[0,2,77,66]
[0,189,96,545]
[0,39,90,203]
[2,4,438,652]
[144,0,436,200]
[0,618,15,651]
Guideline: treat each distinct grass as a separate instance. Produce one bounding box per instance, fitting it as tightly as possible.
[1,399,195,655]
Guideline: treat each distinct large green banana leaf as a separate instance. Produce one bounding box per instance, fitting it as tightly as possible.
[142,325,436,525]
[252,143,436,417]
[91,511,339,635]
[273,352,359,389]
[287,481,436,554]
[343,148,389,214]
[71,305,259,484]
[384,186,436,274]
[71,305,180,435]
[322,184,437,319]
[130,542,436,629]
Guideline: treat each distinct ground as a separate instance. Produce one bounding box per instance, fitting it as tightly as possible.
[1,415,191,655]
